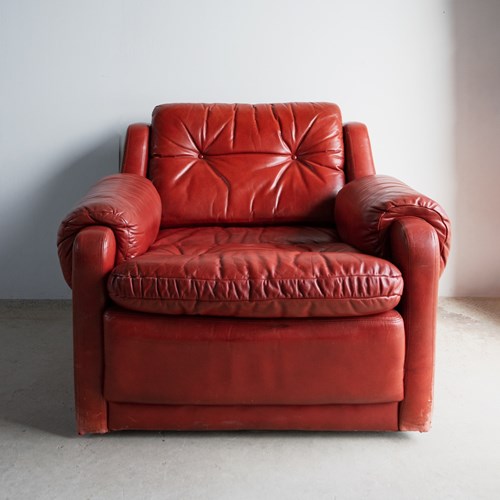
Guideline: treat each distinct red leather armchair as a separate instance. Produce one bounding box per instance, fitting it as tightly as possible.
[57,103,450,434]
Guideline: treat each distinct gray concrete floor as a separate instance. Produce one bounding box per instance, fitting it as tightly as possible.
[0,299,499,499]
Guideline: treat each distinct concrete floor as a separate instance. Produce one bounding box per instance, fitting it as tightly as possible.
[0,299,499,499]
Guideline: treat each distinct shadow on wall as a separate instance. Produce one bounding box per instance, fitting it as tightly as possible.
[453,0,500,296]
[0,136,120,298]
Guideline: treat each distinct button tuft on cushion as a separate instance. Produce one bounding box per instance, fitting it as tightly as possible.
[149,103,345,226]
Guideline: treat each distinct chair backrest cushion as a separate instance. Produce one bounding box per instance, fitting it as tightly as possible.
[149,102,345,226]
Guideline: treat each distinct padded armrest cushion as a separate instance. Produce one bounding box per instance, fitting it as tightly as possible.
[57,173,161,287]
[335,175,451,272]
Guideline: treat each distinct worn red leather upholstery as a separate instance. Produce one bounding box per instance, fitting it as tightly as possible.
[335,175,450,272]
[108,403,400,432]
[58,173,161,287]
[343,122,376,181]
[104,309,405,404]
[121,124,149,176]
[150,103,345,226]
[72,226,116,434]
[57,102,451,434]
[390,218,440,431]
[108,226,403,317]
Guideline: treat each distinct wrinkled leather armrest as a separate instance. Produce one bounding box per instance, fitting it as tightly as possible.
[57,173,161,287]
[335,175,451,272]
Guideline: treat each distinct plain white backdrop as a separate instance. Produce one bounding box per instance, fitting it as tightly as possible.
[0,0,498,298]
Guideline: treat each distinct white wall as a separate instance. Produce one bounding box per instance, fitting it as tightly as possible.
[0,0,488,299]
[453,0,500,296]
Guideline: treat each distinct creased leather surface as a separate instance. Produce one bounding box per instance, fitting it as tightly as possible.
[104,308,405,405]
[108,226,403,317]
[57,174,161,287]
[335,175,451,272]
[58,102,450,434]
[149,102,345,226]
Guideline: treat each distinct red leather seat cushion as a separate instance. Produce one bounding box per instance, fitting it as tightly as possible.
[149,102,345,226]
[108,226,403,318]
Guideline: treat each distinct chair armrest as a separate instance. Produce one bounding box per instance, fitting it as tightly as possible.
[390,217,440,431]
[57,173,161,287]
[335,175,451,273]
[72,226,116,434]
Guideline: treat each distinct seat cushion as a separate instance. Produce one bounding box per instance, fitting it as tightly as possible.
[108,226,403,318]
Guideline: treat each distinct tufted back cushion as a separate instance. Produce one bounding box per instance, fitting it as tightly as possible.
[149,102,345,227]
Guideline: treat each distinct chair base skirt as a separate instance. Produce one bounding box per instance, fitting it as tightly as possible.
[107,402,399,432]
